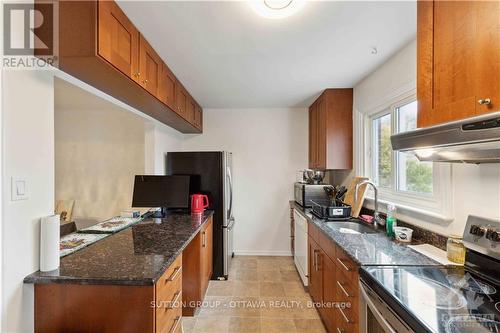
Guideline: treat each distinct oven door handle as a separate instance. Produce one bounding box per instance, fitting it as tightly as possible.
[359,282,397,333]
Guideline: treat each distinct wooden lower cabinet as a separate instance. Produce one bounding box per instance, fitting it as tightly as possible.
[156,255,183,333]
[182,217,213,316]
[307,221,360,333]
[34,254,183,333]
[308,236,323,304]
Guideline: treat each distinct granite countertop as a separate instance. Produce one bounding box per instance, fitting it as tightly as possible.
[24,211,213,286]
[291,201,439,266]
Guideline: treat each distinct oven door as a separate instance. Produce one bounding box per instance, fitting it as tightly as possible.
[359,280,414,333]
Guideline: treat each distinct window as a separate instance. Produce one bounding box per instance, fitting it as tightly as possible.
[364,94,452,221]
[371,100,433,196]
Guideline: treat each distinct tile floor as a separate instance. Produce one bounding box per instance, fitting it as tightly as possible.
[182,256,326,333]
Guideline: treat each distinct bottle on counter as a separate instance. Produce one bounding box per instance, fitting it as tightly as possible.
[447,235,466,265]
[386,203,397,238]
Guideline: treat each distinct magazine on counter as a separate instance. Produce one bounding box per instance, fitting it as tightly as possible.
[78,216,143,234]
[60,233,108,257]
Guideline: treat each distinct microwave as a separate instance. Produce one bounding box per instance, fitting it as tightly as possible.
[294,183,328,207]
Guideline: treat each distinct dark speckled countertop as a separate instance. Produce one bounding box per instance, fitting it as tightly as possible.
[24,211,213,286]
[291,201,439,266]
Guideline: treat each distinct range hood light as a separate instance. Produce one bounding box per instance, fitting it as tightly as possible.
[415,148,435,159]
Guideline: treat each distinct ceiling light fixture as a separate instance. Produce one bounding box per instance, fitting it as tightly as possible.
[249,0,306,19]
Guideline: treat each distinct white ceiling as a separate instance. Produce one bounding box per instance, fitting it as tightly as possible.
[118,1,416,108]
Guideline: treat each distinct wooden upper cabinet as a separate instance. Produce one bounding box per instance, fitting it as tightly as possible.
[186,98,196,124]
[176,84,188,118]
[159,63,177,111]
[98,1,139,80]
[139,36,162,97]
[417,0,500,128]
[309,102,318,169]
[57,0,201,133]
[308,89,353,170]
[193,104,203,130]
[316,97,327,169]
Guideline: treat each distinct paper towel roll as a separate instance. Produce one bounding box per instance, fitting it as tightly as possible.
[40,215,60,272]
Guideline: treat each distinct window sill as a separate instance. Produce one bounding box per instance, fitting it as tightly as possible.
[363,196,454,225]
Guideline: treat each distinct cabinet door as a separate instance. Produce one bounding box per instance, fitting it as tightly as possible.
[417,0,500,127]
[322,255,336,333]
[186,98,196,124]
[98,1,139,80]
[175,84,188,118]
[205,219,213,281]
[159,63,177,111]
[194,104,203,130]
[308,237,322,304]
[200,220,212,297]
[316,97,327,169]
[139,35,162,97]
[474,0,500,115]
[309,104,318,168]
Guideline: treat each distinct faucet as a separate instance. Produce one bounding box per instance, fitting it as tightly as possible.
[354,180,383,227]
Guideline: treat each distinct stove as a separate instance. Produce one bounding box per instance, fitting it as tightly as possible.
[360,215,500,333]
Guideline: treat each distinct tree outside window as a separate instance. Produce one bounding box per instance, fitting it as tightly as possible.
[372,100,433,195]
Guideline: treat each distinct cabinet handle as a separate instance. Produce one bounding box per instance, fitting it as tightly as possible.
[478,98,492,105]
[137,72,141,77]
[336,258,350,272]
[166,291,182,309]
[143,79,148,84]
[337,281,351,297]
[167,266,182,282]
[202,231,206,247]
[169,316,181,333]
[338,307,351,323]
[314,250,321,271]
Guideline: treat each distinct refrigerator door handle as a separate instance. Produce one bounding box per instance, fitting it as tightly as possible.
[227,217,235,230]
[227,166,233,220]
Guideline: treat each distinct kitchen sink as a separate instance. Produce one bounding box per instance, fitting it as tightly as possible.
[325,221,378,234]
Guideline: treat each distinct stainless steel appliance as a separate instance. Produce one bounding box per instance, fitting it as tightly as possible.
[166,151,234,280]
[294,183,328,207]
[360,215,500,333]
[391,111,500,164]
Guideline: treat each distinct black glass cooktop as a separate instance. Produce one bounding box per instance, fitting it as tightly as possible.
[361,266,500,333]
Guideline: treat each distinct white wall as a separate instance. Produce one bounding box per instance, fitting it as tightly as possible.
[2,70,54,333]
[145,123,184,175]
[181,108,308,255]
[347,39,500,236]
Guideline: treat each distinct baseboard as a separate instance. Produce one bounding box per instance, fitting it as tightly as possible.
[234,250,292,257]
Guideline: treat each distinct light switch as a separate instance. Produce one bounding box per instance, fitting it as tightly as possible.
[11,177,28,201]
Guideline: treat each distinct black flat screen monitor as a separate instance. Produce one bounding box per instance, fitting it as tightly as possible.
[132,175,190,214]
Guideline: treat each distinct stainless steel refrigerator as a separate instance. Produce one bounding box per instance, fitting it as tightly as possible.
[166,151,234,280]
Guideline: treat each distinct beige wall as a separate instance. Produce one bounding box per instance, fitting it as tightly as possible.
[180,108,308,255]
[55,80,146,223]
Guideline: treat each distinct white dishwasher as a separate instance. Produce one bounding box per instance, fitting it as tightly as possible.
[293,209,308,286]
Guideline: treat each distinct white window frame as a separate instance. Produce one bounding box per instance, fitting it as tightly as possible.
[362,91,453,223]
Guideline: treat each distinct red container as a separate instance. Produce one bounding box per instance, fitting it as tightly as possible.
[191,194,209,213]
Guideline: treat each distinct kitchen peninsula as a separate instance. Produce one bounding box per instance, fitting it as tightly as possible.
[24,211,213,333]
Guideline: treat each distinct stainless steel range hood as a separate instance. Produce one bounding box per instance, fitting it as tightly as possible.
[391,111,500,164]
